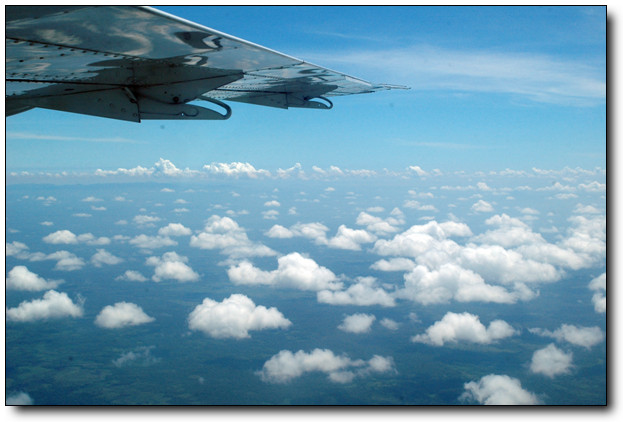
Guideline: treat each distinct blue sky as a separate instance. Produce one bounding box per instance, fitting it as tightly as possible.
[5,5,606,177]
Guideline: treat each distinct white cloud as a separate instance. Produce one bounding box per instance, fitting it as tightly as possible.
[326,225,376,251]
[588,273,606,313]
[190,215,276,259]
[115,270,148,282]
[6,241,30,258]
[133,214,161,225]
[112,346,160,367]
[265,221,331,245]
[264,200,281,207]
[356,211,404,235]
[530,344,573,378]
[265,224,295,238]
[7,290,83,322]
[158,223,192,237]
[187,294,291,339]
[460,374,541,405]
[203,162,270,178]
[380,318,399,330]
[91,249,124,267]
[146,251,200,282]
[6,266,60,291]
[412,312,517,346]
[153,158,200,177]
[42,230,109,246]
[370,257,417,272]
[338,313,376,333]
[262,209,279,220]
[373,220,472,259]
[42,230,79,244]
[529,324,604,349]
[227,252,342,291]
[471,200,494,213]
[129,234,178,250]
[82,196,103,202]
[317,276,395,307]
[408,165,429,177]
[95,302,155,329]
[6,391,34,405]
[28,250,86,271]
[257,349,394,384]
[399,263,520,305]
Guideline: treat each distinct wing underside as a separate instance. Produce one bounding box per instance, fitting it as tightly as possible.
[5,6,406,122]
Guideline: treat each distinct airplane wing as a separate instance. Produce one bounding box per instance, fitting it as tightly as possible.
[5,6,407,122]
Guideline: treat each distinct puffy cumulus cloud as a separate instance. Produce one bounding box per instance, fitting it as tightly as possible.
[28,250,86,271]
[6,391,34,405]
[588,273,606,313]
[6,241,30,258]
[471,200,494,213]
[370,257,417,272]
[458,244,561,286]
[529,344,573,378]
[43,230,109,245]
[265,224,295,239]
[264,200,281,207]
[129,234,178,250]
[90,249,124,267]
[7,290,83,322]
[529,324,604,349]
[380,318,400,330]
[412,312,517,346]
[373,220,472,259]
[402,200,438,212]
[558,215,606,268]
[158,223,191,237]
[338,313,376,333]
[133,215,161,225]
[262,209,279,220]
[187,294,291,339]
[146,252,200,283]
[474,214,545,248]
[317,276,395,307]
[96,158,197,178]
[460,374,541,405]
[152,158,200,177]
[113,346,160,368]
[228,252,342,291]
[356,209,404,235]
[115,270,148,282]
[95,302,155,329]
[257,349,395,384]
[407,165,429,177]
[6,266,60,291]
[203,162,270,178]
[398,263,520,305]
[190,215,276,259]
[473,213,607,273]
[265,222,330,245]
[326,225,377,251]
